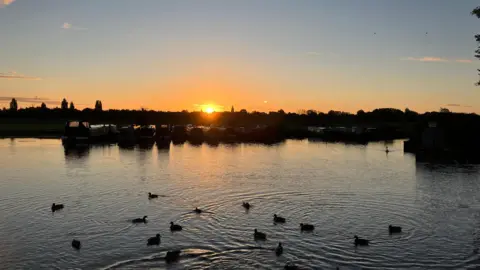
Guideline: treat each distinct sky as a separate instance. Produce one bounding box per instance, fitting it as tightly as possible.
[0,0,479,113]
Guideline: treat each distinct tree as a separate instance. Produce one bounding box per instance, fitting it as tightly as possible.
[357,109,365,116]
[278,109,285,114]
[231,106,234,113]
[9,98,18,111]
[41,102,47,110]
[69,102,75,110]
[61,98,68,110]
[239,109,247,113]
[471,7,480,85]
[95,100,103,111]
[440,107,451,113]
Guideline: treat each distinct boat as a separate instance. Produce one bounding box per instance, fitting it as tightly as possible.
[62,120,90,146]
[135,125,156,142]
[118,125,136,146]
[172,125,187,142]
[155,124,171,142]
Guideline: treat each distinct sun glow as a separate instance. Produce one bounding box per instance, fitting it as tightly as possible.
[205,107,215,114]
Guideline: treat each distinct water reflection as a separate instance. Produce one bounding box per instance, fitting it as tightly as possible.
[64,146,90,159]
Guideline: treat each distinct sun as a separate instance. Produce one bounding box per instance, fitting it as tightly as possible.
[205,107,215,114]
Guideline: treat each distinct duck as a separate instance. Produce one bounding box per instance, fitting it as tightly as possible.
[132,216,148,223]
[389,225,402,234]
[275,242,283,256]
[300,223,314,231]
[354,235,370,246]
[165,250,181,263]
[147,234,161,246]
[273,214,286,223]
[194,207,202,214]
[242,202,251,210]
[170,222,183,231]
[254,229,267,240]
[148,192,159,199]
[71,239,81,250]
[51,203,64,212]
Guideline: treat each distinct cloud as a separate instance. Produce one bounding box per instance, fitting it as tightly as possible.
[403,57,448,62]
[306,51,339,57]
[62,22,87,31]
[0,71,41,80]
[455,59,473,63]
[0,0,16,8]
[0,96,59,105]
[445,104,473,108]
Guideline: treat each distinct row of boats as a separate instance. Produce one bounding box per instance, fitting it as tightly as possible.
[61,120,281,147]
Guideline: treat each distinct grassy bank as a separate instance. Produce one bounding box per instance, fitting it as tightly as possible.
[0,119,65,138]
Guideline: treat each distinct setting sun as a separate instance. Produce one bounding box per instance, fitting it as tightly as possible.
[205,107,215,114]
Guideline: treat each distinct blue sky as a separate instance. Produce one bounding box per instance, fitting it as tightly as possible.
[0,0,479,113]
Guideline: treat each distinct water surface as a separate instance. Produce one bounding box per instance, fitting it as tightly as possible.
[1,139,480,269]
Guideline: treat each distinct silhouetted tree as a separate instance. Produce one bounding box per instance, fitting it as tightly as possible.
[240,109,247,113]
[307,110,317,116]
[69,102,75,110]
[231,106,234,113]
[440,107,451,113]
[357,110,365,116]
[472,7,480,85]
[278,109,285,114]
[41,102,47,110]
[95,100,103,111]
[61,98,68,110]
[9,98,18,111]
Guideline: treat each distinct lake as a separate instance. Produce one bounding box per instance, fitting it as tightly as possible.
[1,138,480,270]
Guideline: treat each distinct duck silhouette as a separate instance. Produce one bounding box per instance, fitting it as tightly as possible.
[132,216,147,223]
[71,239,81,250]
[274,214,286,223]
[147,234,161,246]
[170,222,183,231]
[275,242,283,256]
[51,203,64,212]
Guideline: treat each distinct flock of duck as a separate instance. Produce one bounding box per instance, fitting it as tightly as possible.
[51,195,403,269]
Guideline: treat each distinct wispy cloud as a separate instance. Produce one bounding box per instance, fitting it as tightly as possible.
[403,57,448,62]
[62,22,87,31]
[306,51,339,57]
[0,96,59,105]
[445,104,473,108]
[0,0,16,8]
[455,59,473,63]
[0,71,41,80]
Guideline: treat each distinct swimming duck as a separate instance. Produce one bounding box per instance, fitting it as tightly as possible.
[165,250,181,263]
[71,239,81,250]
[170,222,183,231]
[147,234,161,246]
[300,223,314,231]
[275,242,283,256]
[388,225,402,234]
[242,202,251,210]
[194,207,202,214]
[132,216,148,223]
[148,192,159,199]
[354,235,370,246]
[254,229,267,240]
[51,203,64,212]
[274,214,286,223]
